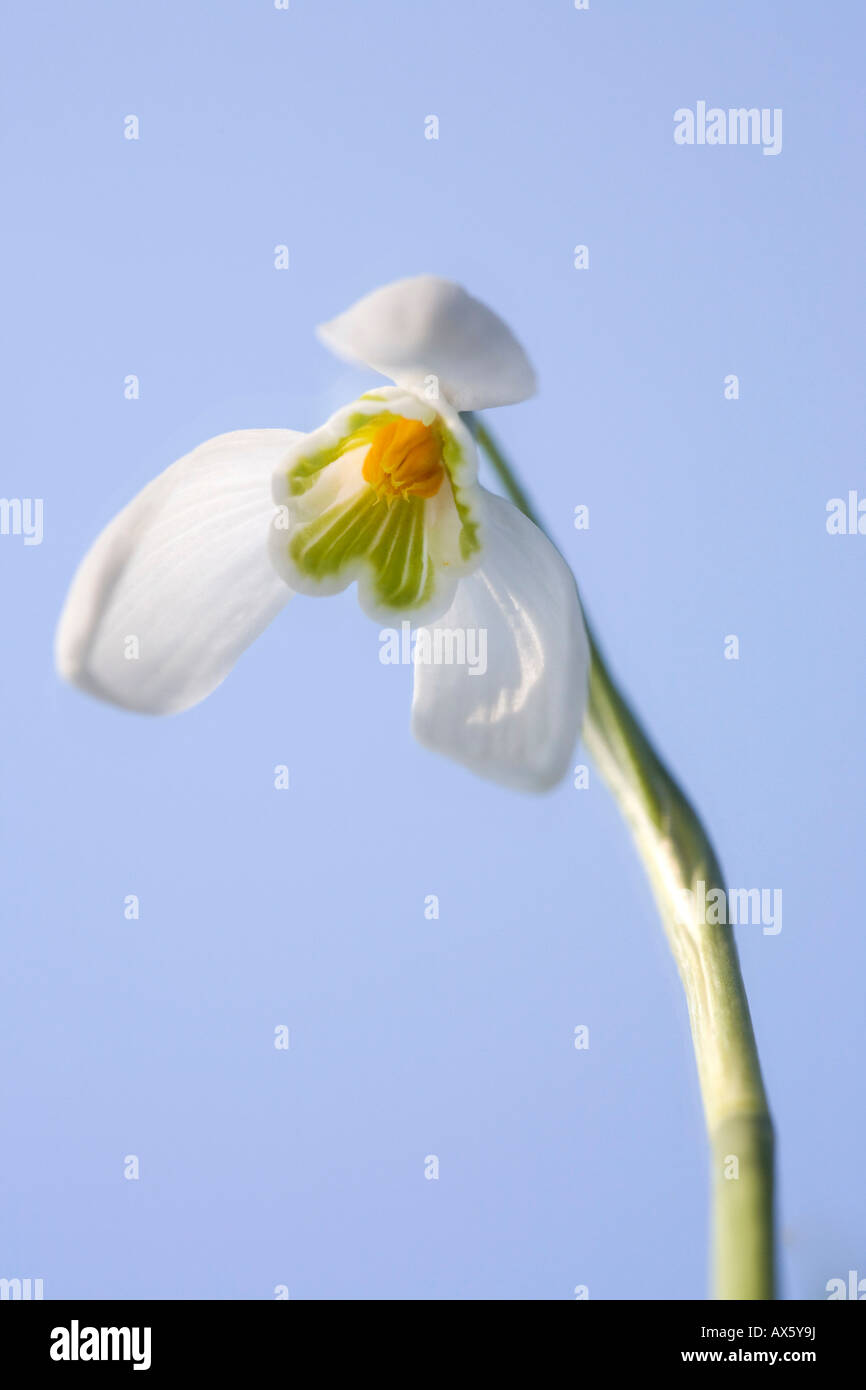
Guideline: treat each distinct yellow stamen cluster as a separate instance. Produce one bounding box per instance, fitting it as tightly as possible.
[362,418,445,504]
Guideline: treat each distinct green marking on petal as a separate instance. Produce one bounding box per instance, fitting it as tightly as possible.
[288,411,402,497]
[289,490,434,612]
[276,395,483,618]
[368,495,434,609]
[439,424,481,561]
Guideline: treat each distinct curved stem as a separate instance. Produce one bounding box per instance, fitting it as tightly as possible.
[469,414,775,1300]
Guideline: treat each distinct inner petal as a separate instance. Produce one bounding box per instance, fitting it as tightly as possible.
[288,484,435,612]
[271,391,484,625]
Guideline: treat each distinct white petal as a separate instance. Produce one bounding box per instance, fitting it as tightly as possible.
[411,491,589,791]
[317,276,537,412]
[56,429,302,714]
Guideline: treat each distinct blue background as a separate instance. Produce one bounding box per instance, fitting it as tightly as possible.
[2,0,863,1299]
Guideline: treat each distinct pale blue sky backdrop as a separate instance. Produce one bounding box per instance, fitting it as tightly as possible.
[1,0,863,1298]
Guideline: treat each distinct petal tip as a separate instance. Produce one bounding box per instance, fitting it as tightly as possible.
[316,275,537,412]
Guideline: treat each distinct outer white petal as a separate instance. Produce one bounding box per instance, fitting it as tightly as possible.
[317,275,537,412]
[411,490,589,792]
[55,429,302,715]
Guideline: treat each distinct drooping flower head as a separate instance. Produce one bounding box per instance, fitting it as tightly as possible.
[56,276,589,791]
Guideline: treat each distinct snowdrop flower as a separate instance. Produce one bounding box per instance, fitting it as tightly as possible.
[56,276,589,790]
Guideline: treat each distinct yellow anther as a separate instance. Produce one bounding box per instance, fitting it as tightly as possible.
[362,418,445,503]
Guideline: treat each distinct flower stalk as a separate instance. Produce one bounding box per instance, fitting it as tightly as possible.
[469,414,775,1300]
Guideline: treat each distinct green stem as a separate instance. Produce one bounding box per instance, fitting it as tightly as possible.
[469,414,775,1300]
